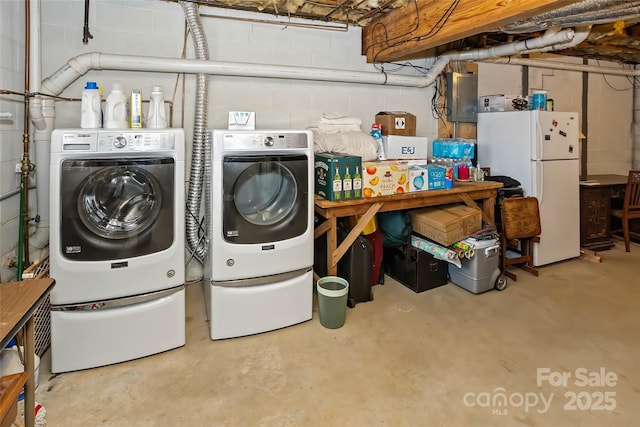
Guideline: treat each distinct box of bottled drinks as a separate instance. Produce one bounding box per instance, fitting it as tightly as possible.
[314,152,363,201]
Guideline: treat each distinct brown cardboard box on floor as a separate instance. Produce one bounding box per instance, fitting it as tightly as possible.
[375,111,416,136]
[410,204,482,246]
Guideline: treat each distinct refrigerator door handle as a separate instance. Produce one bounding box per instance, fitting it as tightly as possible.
[536,160,543,204]
[536,120,544,160]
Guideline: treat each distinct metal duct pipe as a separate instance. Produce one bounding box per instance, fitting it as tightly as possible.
[501,0,640,33]
[484,57,640,76]
[180,0,211,264]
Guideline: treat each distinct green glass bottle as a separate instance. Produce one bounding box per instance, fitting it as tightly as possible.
[353,163,362,198]
[343,163,353,199]
[333,163,342,200]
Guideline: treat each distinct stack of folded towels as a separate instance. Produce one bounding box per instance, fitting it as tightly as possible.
[308,113,378,161]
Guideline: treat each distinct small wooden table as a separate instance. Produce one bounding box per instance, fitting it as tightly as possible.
[1,278,55,427]
[314,180,503,278]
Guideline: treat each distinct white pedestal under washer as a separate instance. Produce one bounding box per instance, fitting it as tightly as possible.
[49,129,185,373]
[205,130,314,340]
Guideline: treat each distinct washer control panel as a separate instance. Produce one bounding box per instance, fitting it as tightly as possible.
[97,132,176,151]
[56,130,177,152]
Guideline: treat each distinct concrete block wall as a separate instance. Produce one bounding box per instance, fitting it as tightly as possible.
[41,0,438,137]
[478,56,634,177]
[0,0,25,282]
[586,59,634,175]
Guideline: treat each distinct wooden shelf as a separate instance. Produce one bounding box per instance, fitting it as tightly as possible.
[1,372,28,425]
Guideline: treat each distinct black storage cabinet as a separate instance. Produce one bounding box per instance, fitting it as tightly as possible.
[384,242,448,293]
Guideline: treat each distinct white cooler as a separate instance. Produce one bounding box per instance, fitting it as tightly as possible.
[448,237,504,294]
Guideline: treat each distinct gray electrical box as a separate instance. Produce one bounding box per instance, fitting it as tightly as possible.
[446,72,478,123]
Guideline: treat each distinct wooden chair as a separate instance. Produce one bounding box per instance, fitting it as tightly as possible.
[611,170,640,252]
[500,196,541,281]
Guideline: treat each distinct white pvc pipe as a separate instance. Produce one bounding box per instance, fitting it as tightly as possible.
[29,0,41,93]
[39,29,576,96]
[41,53,429,92]
[28,0,51,253]
[484,57,640,76]
[29,0,46,131]
[29,98,54,251]
[520,25,591,54]
[450,29,574,62]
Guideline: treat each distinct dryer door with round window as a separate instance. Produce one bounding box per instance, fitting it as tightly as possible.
[222,154,308,244]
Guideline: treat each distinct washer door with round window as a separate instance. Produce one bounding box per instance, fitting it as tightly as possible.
[222,154,309,244]
[59,157,175,261]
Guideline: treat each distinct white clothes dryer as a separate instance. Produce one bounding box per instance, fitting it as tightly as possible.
[205,130,314,339]
[49,129,185,373]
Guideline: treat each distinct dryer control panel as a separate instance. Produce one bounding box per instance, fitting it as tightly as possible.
[219,131,310,151]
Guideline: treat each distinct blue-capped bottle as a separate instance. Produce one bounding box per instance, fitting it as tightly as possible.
[80,81,102,129]
[371,123,385,160]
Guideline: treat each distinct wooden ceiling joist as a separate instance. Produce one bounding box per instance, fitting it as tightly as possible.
[362,0,580,63]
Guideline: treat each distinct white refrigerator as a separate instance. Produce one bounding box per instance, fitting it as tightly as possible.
[477,110,580,266]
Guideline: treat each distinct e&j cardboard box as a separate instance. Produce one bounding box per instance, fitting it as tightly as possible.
[314,152,362,201]
[383,135,429,159]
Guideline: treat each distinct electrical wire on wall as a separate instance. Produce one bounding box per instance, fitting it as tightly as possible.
[594,60,640,90]
[364,0,463,124]
[430,73,451,132]
[366,0,461,64]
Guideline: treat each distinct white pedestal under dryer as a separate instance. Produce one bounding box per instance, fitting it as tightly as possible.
[49,129,186,373]
[205,129,314,340]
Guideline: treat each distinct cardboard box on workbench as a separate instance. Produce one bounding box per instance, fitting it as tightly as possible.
[375,111,416,136]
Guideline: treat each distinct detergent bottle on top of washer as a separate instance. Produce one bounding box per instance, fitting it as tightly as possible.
[147,85,168,129]
[80,81,102,129]
[103,83,129,129]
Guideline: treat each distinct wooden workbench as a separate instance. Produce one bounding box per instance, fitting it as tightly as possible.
[1,278,55,427]
[314,180,503,278]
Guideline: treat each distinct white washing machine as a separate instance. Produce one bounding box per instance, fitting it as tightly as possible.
[49,129,185,373]
[205,130,314,340]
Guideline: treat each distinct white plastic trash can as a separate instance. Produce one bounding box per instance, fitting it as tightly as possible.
[316,276,349,329]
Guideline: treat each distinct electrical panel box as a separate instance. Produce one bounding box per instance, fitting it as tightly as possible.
[446,72,478,123]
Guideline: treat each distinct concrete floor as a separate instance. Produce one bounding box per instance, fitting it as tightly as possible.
[37,242,640,426]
